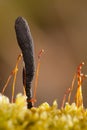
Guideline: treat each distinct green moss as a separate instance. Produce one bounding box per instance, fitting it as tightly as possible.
[0,94,87,130]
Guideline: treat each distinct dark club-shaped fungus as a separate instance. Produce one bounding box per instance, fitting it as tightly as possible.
[15,16,35,108]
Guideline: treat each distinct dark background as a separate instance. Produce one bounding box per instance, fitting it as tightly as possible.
[0,0,87,107]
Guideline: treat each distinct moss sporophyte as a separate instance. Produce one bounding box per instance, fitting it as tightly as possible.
[0,16,87,130]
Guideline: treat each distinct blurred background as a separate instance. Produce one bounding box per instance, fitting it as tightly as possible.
[0,0,87,107]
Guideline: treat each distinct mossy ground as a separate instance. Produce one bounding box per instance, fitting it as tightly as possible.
[0,93,87,130]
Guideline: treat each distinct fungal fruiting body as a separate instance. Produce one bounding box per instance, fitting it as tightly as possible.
[15,17,35,108]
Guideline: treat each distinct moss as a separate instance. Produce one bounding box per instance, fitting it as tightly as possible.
[0,93,87,130]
